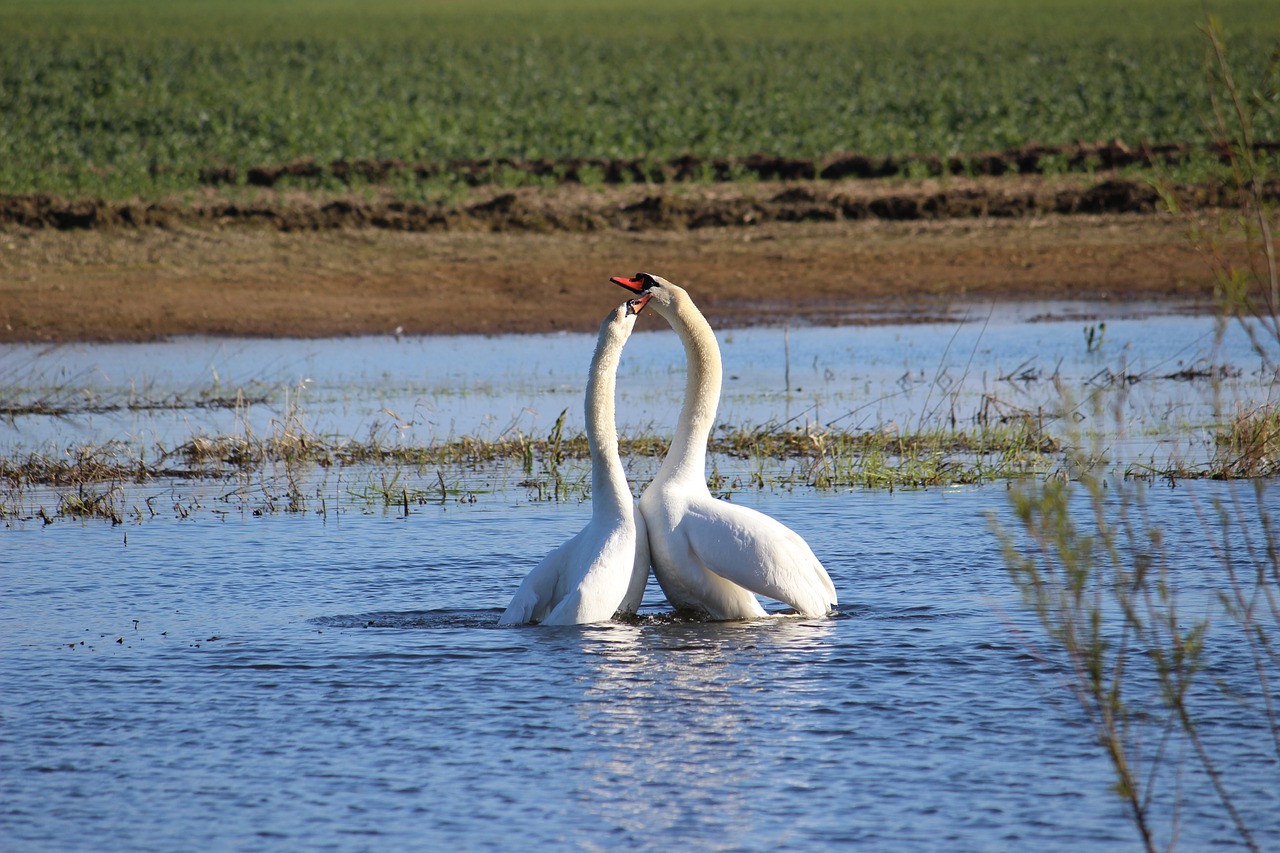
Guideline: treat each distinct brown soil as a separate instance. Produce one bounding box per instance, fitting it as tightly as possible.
[126,139,1280,190]
[0,174,1255,343]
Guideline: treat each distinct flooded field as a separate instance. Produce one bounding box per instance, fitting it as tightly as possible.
[4,304,1279,850]
[1,302,1272,509]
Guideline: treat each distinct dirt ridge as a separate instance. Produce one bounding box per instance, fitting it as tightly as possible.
[4,175,1278,234]
[213,139,1280,188]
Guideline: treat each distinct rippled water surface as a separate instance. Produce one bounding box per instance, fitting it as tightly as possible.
[5,485,1278,851]
[4,310,1279,850]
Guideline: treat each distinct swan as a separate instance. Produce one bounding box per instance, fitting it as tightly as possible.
[499,297,652,625]
[610,272,837,620]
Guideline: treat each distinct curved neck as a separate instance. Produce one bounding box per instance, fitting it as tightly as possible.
[585,331,633,517]
[656,297,720,489]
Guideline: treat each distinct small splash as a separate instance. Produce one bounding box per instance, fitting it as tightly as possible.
[623,604,852,625]
[314,604,849,630]
[313,609,504,630]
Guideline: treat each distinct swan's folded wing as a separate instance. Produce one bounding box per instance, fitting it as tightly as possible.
[539,587,589,625]
[682,498,836,616]
[498,542,571,625]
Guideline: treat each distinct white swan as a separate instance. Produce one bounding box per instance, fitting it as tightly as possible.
[611,272,837,620]
[499,298,652,625]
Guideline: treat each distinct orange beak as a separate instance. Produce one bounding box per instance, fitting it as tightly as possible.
[611,275,647,294]
[626,292,653,315]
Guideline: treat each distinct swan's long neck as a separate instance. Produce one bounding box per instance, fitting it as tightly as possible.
[585,330,633,518]
[655,296,720,490]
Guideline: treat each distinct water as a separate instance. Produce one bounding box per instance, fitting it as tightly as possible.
[4,486,1278,851]
[3,310,1279,849]
[2,306,1275,468]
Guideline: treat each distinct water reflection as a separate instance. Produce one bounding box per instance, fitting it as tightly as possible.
[561,617,840,842]
[5,483,1278,849]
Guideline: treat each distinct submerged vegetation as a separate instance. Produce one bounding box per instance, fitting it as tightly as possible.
[0,408,1064,521]
[3,376,1279,523]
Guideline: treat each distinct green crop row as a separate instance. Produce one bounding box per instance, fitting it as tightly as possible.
[0,0,1276,199]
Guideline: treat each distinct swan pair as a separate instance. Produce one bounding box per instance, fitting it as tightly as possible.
[500,274,837,625]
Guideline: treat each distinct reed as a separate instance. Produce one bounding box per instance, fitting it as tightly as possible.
[1210,401,1280,478]
[1,411,1068,521]
[57,483,124,525]
[995,23,1278,851]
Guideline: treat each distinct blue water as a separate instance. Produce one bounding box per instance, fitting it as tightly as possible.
[2,309,1274,468]
[4,485,1277,851]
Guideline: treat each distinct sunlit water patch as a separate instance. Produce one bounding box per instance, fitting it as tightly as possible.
[2,306,1275,476]
[3,486,1278,850]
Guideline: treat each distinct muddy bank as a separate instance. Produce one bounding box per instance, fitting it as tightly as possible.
[0,208,1239,342]
[2,147,1266,343]
[3,173,1277,234]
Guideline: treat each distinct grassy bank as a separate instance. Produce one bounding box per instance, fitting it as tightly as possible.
[1,0,1276,199]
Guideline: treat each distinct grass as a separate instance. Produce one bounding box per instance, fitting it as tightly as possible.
[1210,401,1280,477]
[29,370,1273,523]
[0,411,1064,521]
[1,354,1273,523]
[1,0,1277,200]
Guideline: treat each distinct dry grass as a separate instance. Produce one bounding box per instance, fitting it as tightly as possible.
[1211,402,1280,478]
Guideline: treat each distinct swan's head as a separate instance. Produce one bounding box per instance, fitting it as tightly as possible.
[609,272,684,315]
[600,297,645,343]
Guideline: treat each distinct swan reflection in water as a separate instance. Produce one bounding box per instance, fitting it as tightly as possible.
[568,616,840,840]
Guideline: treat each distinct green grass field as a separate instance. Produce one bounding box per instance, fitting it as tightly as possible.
[1,0,1276,199]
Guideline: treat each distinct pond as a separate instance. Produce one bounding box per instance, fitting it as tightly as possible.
[3,306,1278,850]
[4,485,1278,850]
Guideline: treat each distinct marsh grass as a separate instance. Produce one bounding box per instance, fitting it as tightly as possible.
[0,361,274,422]
[712,417,1060,490]
[1208,401,1280,478]
[2,405,1069,522]
[2,344,1274,524]
[11,365,1278,524]
[57,483,125,525]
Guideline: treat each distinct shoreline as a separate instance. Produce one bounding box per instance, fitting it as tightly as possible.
[0,182,1243,343]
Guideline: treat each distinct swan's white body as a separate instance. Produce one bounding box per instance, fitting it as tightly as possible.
[499,303,650,625]
[612,273,837,620]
